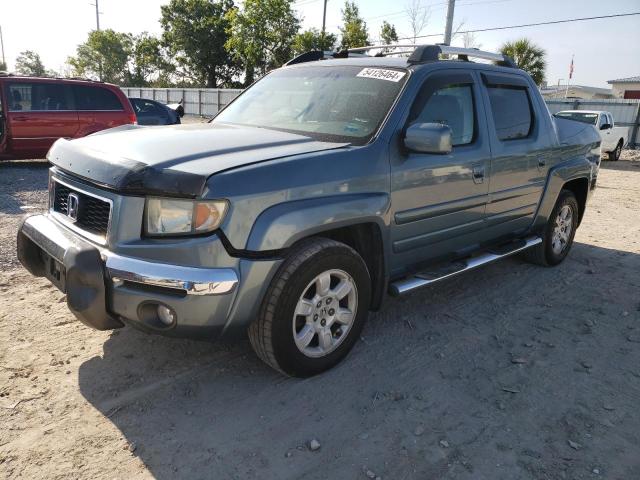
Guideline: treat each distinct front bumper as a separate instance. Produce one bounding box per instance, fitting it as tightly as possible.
[17,214,240,337]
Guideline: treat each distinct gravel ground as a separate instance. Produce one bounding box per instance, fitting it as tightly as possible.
[1,152,639,479]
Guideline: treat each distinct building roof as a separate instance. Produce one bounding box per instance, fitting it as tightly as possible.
[607,76,640,84]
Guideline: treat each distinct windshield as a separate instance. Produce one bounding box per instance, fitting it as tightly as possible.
[213,66,408,145]
[555,111,598,125]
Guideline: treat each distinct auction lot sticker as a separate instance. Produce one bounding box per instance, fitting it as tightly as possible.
[357,68,406,82]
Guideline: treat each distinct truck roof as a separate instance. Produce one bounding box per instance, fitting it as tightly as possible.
[284,44,518,72]
[286,56,410,69]
[285,55,525,78]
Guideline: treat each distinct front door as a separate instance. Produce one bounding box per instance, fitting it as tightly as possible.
[389,70,492,276]
[598,113,613,151]
[5,81,78,156]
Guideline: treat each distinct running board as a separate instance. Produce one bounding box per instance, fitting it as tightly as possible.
[389,236,542,296]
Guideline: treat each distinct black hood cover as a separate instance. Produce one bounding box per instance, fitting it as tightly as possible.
[48,123,347,197]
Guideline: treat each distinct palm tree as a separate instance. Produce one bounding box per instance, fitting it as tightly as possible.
[500,38,546,85]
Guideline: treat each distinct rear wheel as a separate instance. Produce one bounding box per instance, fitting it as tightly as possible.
[248,238,371,377]
[523,189,579,266]
[608,141,622,161]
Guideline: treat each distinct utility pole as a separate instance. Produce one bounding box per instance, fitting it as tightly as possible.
[443,0,456,45]
[89,0,103,80]
[0,25,6,69]
[321,0,328,50]
[89,0,101,31]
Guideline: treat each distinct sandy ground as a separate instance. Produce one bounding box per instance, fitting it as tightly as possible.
[1,153,640,479]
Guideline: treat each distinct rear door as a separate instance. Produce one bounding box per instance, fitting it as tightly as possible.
[479,71,551,238]
[389,70,491,273]
[5,81,78,156]
[73,85,127,135]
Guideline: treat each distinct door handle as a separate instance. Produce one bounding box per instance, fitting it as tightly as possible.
[538,158,546,168]
[472,165,485,184]
[13,116,29,121]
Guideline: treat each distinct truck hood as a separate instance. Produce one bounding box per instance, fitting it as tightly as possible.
[48,123,348,197]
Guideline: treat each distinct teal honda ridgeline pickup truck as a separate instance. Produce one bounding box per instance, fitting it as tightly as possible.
[17,45,601,377]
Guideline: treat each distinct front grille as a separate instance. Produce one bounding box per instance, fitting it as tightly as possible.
[52,181,111,237]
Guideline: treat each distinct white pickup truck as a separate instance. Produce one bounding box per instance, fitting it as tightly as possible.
[555,110,628,161]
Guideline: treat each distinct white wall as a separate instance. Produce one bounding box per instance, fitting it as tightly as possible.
[611,82,640,98]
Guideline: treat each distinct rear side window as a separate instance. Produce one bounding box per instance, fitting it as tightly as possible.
[7,82,73,111]
[133,99,165,117]
[487,86,533,140]
[73,85,123,111]
[409,83,475,146]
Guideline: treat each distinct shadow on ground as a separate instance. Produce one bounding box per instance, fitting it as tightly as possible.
[599,159,640,173]
[78,242,640,479]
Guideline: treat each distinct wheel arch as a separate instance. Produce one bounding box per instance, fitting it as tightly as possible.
[243,194,391,312]
[307,222,387,311]
[561,177,589,226]
[531,157,593,233]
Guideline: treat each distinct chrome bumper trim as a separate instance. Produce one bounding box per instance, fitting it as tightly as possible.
[106,254,238,296]
[21,215,238,296]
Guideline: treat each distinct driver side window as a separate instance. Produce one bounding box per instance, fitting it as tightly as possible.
[408,83,475,146]
[599,114,609,129]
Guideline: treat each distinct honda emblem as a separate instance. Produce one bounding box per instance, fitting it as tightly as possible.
[67,193,79,222]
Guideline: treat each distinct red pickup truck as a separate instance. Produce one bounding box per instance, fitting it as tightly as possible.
[0,75,136,160]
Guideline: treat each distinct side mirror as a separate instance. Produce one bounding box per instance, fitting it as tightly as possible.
[600,123,611,131]
[404,122,452,154]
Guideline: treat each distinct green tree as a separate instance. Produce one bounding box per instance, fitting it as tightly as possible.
[68,30,132,83]
[15,50,47,76]
[380,21,398,46]
[339,1,369,49]
[130,33,173,86]
[292,28,337,55]
[0,60,8,72]
[161,0,238,87]
[500,38,546,85]
[226,0,300,84]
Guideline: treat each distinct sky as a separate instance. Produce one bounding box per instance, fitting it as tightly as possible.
[1,0,638,88]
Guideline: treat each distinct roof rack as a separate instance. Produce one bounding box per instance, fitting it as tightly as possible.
[285,44,516,68]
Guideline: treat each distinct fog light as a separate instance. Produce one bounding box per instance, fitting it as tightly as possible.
[157,305,176,326]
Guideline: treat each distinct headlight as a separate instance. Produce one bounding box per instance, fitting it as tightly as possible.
[145,198,228,236]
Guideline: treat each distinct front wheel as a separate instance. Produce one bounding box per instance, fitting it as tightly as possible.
[523,189,579,266]
[248,238,371,377]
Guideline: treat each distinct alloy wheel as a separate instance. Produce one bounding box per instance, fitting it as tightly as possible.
[292,269,358,358]
[551,205,573,255]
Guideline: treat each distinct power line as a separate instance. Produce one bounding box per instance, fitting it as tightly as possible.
[294,0,322,7]
[394,12,640,41]
[339,0,514,23]
[322,0,516,32]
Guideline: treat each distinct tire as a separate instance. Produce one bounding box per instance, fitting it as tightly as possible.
[248,238,371,377]
[608,141,622,161]
[522,189,579,267]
